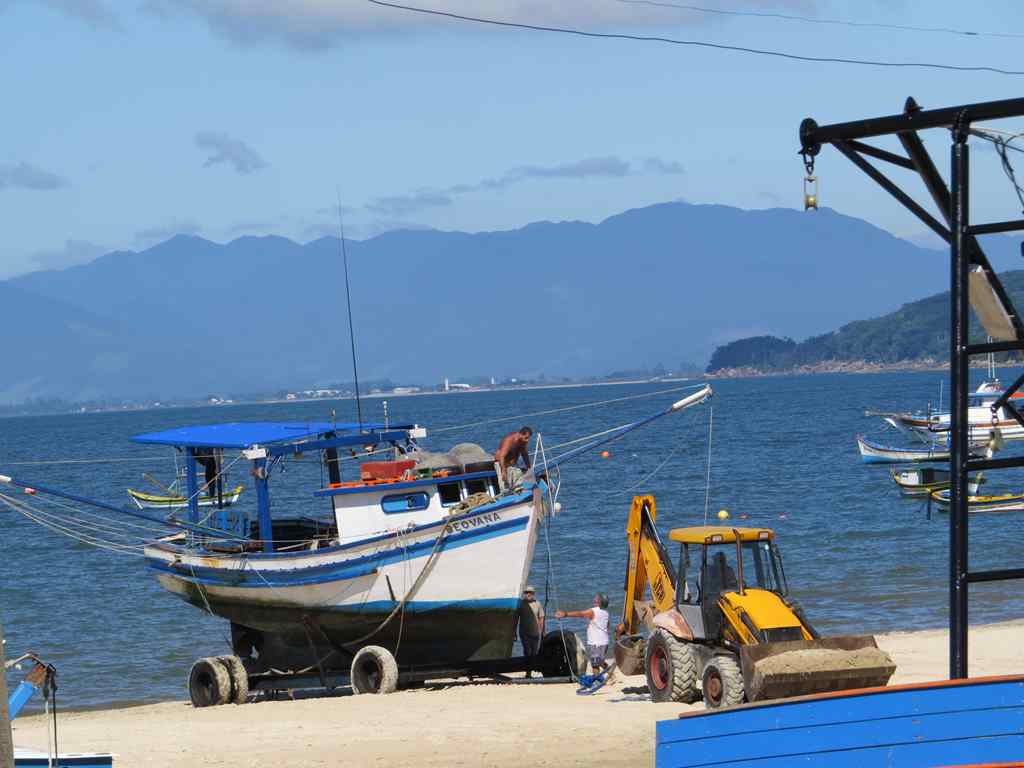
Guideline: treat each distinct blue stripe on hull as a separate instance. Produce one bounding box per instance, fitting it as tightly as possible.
[147,514,529,588]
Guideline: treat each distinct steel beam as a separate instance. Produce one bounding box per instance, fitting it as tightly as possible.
[966,219,1024,236]
[833,141,950,240]
[967,568,1024,584]
[949,132,970,681]
[966,341,1024,355]
[800,97,1024,154]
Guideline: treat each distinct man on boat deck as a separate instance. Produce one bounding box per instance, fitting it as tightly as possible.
[494,426,532,488]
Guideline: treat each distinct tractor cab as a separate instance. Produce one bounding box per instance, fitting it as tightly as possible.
[668,526,806,645]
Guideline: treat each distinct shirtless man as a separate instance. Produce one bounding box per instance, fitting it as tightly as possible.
[495,426,533,475]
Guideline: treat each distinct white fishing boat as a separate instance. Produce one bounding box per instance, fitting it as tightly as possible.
[856,435,950,464]
[877,379,1024,443]
[0,387,713,703]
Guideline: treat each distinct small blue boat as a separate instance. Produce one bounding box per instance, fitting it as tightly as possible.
[656,674,1024,767]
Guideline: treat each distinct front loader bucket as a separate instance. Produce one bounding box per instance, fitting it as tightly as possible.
[740,635,896,703]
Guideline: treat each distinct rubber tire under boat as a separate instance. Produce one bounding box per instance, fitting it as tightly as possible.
[189,656,232,707]
[216,654,250,705]
[350,645,399,695]
[538,630,587,678]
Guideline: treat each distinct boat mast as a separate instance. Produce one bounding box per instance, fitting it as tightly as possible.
[337,195,364,430]
[1,619,14,768]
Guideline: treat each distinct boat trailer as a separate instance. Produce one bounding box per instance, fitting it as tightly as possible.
[187,629,587,706]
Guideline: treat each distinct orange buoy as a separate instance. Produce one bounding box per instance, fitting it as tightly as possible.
[601,450,610,459]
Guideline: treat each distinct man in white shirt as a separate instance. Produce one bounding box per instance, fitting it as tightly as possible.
[556,593,610,674]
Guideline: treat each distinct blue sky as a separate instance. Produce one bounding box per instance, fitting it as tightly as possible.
[2,0,1023,278]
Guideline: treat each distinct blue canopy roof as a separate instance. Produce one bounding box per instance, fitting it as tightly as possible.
[131,421,398,449]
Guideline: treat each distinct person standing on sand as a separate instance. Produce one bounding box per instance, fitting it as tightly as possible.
[516,585,545,661]
[556,593,611,674]
[494,427,533,488]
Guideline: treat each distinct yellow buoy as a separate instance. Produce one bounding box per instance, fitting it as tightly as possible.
[716,509,729,521]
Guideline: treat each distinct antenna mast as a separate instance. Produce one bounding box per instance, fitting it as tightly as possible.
[337,194,364,429]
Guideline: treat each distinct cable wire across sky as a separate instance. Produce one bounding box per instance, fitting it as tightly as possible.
[615,0,1024,40]
[366,0,1024,76]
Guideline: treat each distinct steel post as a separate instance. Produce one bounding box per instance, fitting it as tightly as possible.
[949,131,970,680]
[254,457,273,553]
[0,619,14,768]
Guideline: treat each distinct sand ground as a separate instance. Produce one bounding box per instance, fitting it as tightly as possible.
[11,621,1023,767]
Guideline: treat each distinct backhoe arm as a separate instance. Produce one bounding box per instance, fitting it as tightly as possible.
[620,495,677,636]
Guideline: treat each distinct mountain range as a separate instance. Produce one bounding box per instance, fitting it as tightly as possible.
[3,201,1021,404]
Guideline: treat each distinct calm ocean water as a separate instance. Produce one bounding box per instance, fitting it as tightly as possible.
[3,371,1024,709]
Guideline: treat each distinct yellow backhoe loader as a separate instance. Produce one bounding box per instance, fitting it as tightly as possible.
[614,495,895,707]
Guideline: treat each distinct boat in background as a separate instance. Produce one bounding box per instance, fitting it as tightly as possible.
[856,435,950,464]
[929,488,1024,514]
[890,467,983,496]
[127,484,244,510]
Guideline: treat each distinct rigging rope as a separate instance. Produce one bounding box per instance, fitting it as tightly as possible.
[703,404,714,524]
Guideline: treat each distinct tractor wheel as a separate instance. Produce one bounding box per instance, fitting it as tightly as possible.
[188,657,231,707]
[702,655,744,709]
[644,629,700,704]
[350,646,399,695]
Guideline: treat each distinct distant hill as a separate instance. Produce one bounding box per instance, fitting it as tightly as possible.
[707,271,1024,373]
[3,201,1020,403]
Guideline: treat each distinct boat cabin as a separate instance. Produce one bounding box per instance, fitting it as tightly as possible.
[131,421,502,552]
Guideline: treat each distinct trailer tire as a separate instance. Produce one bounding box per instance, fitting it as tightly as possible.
[216,655,249,705]
[702,655,744,709]
[189,656,232,707]
[350,646,399,695]
[645,629,699,703]
[539,631,586,678]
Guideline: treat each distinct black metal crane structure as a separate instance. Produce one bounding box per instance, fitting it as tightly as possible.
[798,96,1024,680]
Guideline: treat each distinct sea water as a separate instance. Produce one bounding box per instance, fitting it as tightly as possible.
[3,371,1024,709]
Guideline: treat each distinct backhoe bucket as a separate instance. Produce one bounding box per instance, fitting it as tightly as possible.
[614,634,646,676]
[740,635,895,703]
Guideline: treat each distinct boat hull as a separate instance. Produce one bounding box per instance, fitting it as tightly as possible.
[930,489,1024,513]
[856,435,949,464]
[144,491,540,669]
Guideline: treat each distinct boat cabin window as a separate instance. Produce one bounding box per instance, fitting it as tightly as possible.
[464,477,490,496]
[381,492,431,514]
[438,481,462,506]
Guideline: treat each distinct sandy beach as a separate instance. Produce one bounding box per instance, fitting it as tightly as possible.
[11,620,1024,767]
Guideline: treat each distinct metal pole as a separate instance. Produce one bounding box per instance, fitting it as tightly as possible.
[0,619,15,768]
[949,127,971,680]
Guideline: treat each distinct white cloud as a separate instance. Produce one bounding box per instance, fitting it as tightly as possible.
[143,0,686,50]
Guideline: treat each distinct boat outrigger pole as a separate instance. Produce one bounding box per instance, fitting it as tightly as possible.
[532,384,713,476]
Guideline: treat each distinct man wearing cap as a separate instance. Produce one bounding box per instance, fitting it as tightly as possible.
[515,586,545,664]
[556,593,611,675]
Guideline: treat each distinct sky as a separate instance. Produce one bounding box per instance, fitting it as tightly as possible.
[2,0,1024,278]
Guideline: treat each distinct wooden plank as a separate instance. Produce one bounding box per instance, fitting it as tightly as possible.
[657,708,1024,764]
[658,677,1024,743]
[658,733,1024,768]
[656,678,1024,768]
